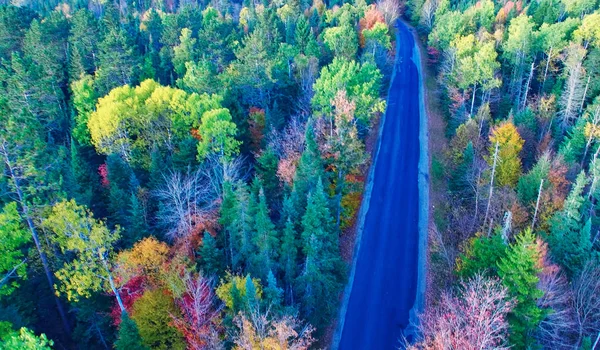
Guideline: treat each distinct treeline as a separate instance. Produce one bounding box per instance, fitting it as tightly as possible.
[406,0,600,348]
[0,0,398,348]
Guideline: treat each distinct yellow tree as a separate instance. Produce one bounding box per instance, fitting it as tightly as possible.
[489,121,524,187]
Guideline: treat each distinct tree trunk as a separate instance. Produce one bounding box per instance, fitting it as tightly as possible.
[484,142,499,235]
[521,62,535,110]
[1,147,71,334]
[100,252,126,313]
[470,84,477,116]
[531,179,543,230]
[580,75,591,113]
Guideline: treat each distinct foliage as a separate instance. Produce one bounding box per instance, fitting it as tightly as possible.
[0,202,29,296]
[0,327,53,350]
[114,312,147,350]
[131,289,186,350]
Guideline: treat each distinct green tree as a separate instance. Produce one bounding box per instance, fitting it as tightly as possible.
[548,171,592,277]
[312,57,384,125]
[172,28,196,78]
[323,24,358,60]
[70,74,96,146]
[68,9,100,77]
[298,178,345,327]
[0,202,30,296]
[198,232,224,277]
[44,200,126,312]
[0,327,53,350]
[114,312,148,350]
[248,188,279,279]
[497,229,545,348]
[196,108,241,162]
[131,290,186,350]
[456,232,507,278]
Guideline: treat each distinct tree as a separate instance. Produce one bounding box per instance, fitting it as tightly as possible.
[548,171,592,277]
[312,57,384,125]
[488,121,524,188]
[248,188,279,280]
[456,233,507,278]
[198,232,224,277]
[559,44,588,126]
[503,15,535,104]
[0,327,53,350]
[44,200,126,312]
[215,273,262,315]
[232,312,315,350]
[497,229,545,348]
[131,289,186,350]
[114,312,148,350]
[173,28,197,78]
[68,9,100,78]
[88,79,223,167]
[323,25,358,60]
[298,178,345,327]
[70,74,96,146]
[172,273,222,350]
[410,274,514,350]
[196,108,241,162]
[450,36,501,115]
[0,202,29,296]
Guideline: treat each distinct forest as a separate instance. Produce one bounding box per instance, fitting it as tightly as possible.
[2,0,600,348]
[0,0,398,348]
[406,0,600,347]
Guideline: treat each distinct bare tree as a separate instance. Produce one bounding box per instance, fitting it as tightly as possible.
[232,308,315,350]
[377,0,403,26]
[155,156,248,241]
[410,274,514,350]
[172,273,223,350]
[559,44,587,127]
[535,240,576,348]
[572,262,600,348]
[155,168,215,240]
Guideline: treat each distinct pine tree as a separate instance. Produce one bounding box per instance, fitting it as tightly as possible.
[293,123,325,218]
[497,229,545,348]
[249,188,279,279]
[198,232,224,277]
[298,178,345,328]
[263,270,284,313]
[127,190,148,246]
[115,312,148,350]
[280,217,298,298]
[244,275,258,312]
[549,170,592,276]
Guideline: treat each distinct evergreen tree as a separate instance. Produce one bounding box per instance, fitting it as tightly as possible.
[497,229,545,348]
[298,178,345,328]
[198,231,224,277]
[115,312,148,350]
[549,170,592,276]
[249,188,279,279]
[263,270,284,312]
[279,216,298,299]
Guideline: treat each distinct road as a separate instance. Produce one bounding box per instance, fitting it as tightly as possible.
[336,21,422,350]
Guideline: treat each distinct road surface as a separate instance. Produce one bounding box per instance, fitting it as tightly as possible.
[336,21,423,349]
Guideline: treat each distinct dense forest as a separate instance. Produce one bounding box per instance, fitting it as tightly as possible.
[406,0,600,347]
[0,0,398,348]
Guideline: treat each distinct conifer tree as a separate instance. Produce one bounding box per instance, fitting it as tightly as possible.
[115,312,148,350]
[198,232,224,277]
[497,229,545,348]
[298,178,344,328]
[249,188,278,279]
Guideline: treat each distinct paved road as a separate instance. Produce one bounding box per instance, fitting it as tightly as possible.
[337,21,421,350]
